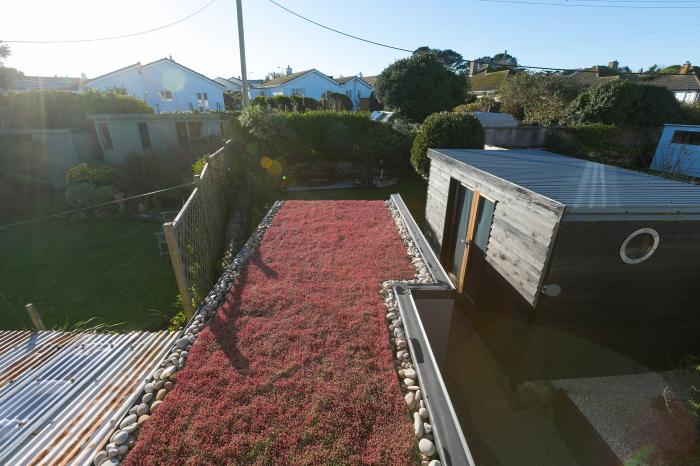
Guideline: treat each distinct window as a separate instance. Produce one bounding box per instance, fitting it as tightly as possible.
[137,122,151,149]
[159,90,173,101]
[671,130,700,146]
[98,123,113,150]
[196,92,209,111]
[357,90,362,98]
[176,122,189,145]
[473,196,496,250]
[188,122,203,140]
[345,90,352,99]
[291,88,305,97]
[620,228,659,264]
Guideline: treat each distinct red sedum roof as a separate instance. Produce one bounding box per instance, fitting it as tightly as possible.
[124,201,417,465]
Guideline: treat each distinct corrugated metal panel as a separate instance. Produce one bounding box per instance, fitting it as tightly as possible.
[0,330,177,466]
[431,148,700,214]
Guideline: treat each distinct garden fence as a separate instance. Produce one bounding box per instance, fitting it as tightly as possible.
[163,140,234,317]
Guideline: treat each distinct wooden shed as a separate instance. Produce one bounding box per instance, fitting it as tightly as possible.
[425,148,700,381]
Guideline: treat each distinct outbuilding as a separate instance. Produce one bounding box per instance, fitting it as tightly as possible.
[650,123,700,178]
[425,148,700,381]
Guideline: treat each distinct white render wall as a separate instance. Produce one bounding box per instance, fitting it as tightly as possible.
[86,60,225,113]
[89,115,227,163]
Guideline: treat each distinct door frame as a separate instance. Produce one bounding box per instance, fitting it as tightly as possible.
[441,181,496,306]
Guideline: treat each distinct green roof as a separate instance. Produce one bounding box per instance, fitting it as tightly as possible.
[469,70,510,92]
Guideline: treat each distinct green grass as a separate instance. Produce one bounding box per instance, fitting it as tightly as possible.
[0,217,178,331]
[281,168,428,222]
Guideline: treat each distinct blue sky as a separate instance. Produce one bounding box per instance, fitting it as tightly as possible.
[2,0,699,80]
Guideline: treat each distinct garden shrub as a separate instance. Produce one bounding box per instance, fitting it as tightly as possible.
[64,183,116,208]
[454,96,501,113]
[500,73,583,125]
[564,80,681,127]
[0,89,152,129]
[66,162,119,187]
[320,92,353,111]
[251,95,319,112]
[411,112,485,178]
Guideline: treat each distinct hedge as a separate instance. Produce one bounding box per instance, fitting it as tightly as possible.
[411,112,485,178]
[236,107,412,171]
[0,90,152,129]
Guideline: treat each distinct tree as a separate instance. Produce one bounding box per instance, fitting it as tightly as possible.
[499,73,583,125]
[564,80,681,127]
[0,44,9,66]
[265,71,284,81]
[472,52,518,73]
[375,53,468,123]
[413,46,468,74]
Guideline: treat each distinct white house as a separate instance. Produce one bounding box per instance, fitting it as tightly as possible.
[214,76,243,92]
[251,68,374,110]
[84,58,225,114]
[87,113,233,163]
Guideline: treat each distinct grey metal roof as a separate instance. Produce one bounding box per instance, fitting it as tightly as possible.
[429,148,700,214]
[0,330,176,465]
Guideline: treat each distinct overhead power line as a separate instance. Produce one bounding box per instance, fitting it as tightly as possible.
[0,182,195,230]
[266,0,414,54]
[267,0,696,76]
[475,0,700,8]
[0,0,217,44]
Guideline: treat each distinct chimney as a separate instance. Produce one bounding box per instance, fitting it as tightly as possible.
[285,65,292,76]
[469,61,476,77]
[680,62,692,75]
[608,60,619,71]
[169,54,173,61]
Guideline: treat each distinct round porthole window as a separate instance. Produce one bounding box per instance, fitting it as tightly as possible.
[620,228,659,264]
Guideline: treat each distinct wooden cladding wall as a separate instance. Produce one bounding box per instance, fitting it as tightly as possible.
[425,153,566,305]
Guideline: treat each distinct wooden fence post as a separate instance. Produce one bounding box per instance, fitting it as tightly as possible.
[25,303,46,331]
[163,222,195,318]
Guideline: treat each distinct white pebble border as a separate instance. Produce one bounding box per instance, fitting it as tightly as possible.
[383,200,441,466]
[92,201,284,466]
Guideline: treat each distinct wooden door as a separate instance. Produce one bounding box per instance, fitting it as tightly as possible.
[442,182,496,309]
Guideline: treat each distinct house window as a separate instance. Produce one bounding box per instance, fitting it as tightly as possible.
[188,122,203,140]
[197,93,209,111]
[357,90,362,98]
[138,122,151,149]
[620,228,659,264]
[291,88,305,97]
[98,123,113,150]
[176,122,189,145]
[160,90,173,101]
[345,90,352,99]
[671,130,700,146]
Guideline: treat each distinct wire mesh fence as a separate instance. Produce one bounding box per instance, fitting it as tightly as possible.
[163,140,235,317]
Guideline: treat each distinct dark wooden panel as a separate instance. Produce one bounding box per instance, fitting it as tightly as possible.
[532,219,700,377]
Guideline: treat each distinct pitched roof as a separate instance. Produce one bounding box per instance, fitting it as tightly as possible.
[469,70,511,92]
[260,69,314,87]
[649,67,700,91]
[12,76,82,92]
[86,58,224,88]
[363,75,378,86]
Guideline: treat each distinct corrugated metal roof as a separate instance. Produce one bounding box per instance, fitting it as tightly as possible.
[0,330,176,465]
[430,148,700,214]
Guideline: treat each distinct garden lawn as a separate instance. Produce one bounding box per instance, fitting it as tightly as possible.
[125,201,418,465]
[0,217,178,331]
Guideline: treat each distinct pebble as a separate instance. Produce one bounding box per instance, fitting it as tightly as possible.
[106,446,119,457]
[404,368,416,379]
[122,423,138,434]
[386,312,397,320]
[395,340,407,350]
[156,388,167,401]
[415,389,422,402]
[161,366,176,380]
[404,378,415,386]
[419,438,437,456]
[407,385,419,391]
[142,393,154,404]
[151,368,163,380]
[136,403,150,416]
[396,350,407,359]
[164,381,174,390]
[117,445,129,455]
[150,400,163,412]
[414,412,424,438]
[119,414,137,428]
[138,414,150,425]
[398,369,405,378]
[175,338,189,349]
[105,459,120,466]
[111,430,128,445]
[419,407,429,420]
[128,406,137,415]
[154,380,164,390]
[429,461,441,466]
[143,382,154,393]
[419,399,425,409]
[404,392,416,409]
[93,451,108,466]
[424,423,432,434]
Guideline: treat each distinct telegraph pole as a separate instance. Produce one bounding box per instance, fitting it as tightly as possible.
[236,0,249,106]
